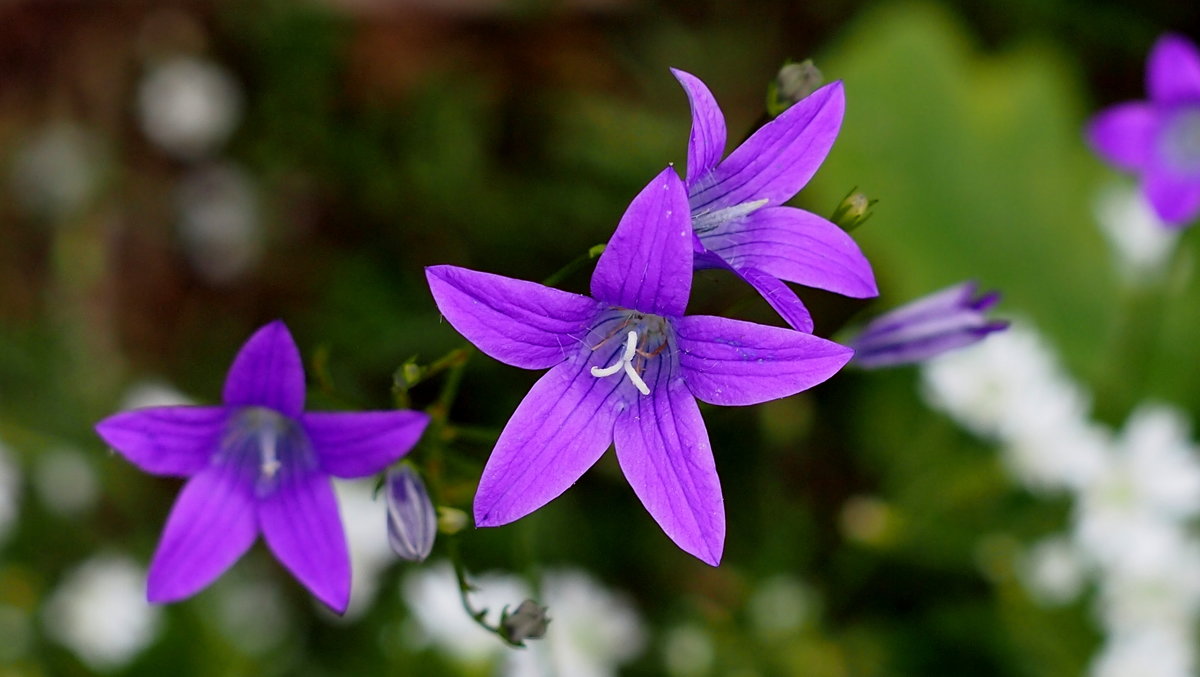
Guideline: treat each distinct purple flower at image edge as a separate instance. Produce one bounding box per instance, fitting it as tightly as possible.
[94,321,430,613]
[850,281,1008,369]
[673,68,878,331]
[1087,33,1200,225]
[426,167,854,565]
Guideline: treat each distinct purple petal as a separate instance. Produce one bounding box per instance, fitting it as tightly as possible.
[1144,168,1200,225]
[858,281,978,335]
[222,321,306,417]
[427,265,602,369]
[1086,103,1157,171]
[147,464,258,603]
[689,81,844,212]
[852,303,1007,369]
[675,314,853,406]
[703,206,877,298]
[671,68,727,188]
[590,167,694,316]
[95,405,228,477]
[732,266,814,332]
[259,469,350,613]
[304,410,430,478]
[1148,34,1200,104]
[474,357,623,527]
[613,378,723,565]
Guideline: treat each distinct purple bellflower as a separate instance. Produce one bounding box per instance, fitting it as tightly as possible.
[850,281,1008,369]
[426,168,853,565]
[94,321,430,613]
[672,68,878,332]
[1087,34,1200,225]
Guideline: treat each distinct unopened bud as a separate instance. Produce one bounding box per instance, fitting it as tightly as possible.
[500,599,550,645]
[767,60,824,117]
[385,465,437,562]
[436,506,469,535]
[830,190,875,231]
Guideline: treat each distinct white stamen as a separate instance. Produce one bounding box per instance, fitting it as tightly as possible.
[590,330,652,395]
[259,428,282,478]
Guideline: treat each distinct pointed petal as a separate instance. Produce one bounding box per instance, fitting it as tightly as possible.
[671,68,727,188]
[147,464,258,603]
[304,410,430,478]
[427,265,602,369]
[222,321,306,417]
[590,167,693,316]
[856,281,978,335]
[1086,102,1157,171]
[690,81,843,212]
[703,206,877,298]
[613,378,723,566]
[474,357,623,527]
[1148,34,1200,104]
[675,314,853,406]
[95,405,228,476]
[1144,169,1200,225]
[733,266,814,332]
[259,469,350,613]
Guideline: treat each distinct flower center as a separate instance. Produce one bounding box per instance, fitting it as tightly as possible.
[219,406,316,495]
[692,198,769,236]
[1159,107,1200,176]
[587,312,673,397]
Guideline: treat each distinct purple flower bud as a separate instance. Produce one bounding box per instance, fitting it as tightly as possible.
[850,281,1008,369]
[385,465,437,562]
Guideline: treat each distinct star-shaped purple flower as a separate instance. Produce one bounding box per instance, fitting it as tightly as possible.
[1087,34,1200,225]
[95,321,429,613]
[672,68,878,331]
[850,281,1008,368]
[426,168,853,565]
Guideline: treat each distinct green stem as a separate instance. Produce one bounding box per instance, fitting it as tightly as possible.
[540,244,606,287]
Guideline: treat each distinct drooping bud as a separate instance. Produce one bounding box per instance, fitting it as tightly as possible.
[500,599,550,645]
[830,190,875,231]
[849,281,1008,369]
[385,465,437,562]
[767,59,824,118]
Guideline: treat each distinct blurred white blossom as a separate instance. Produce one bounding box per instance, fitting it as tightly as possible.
[43,554,162,671]
[1019,536,1088,607]
[748,575,816,638]
[662,624,715,677]
[402,560,529,664]
[1094,182,1179,285]
[33,447,99,516]
[1091,627,1195,677]
[0,438,19,547]
[119,379,193,410]
[8,122,102,221]
[332,479,397,620]
[176,163,262,284]
[138,56,242,159]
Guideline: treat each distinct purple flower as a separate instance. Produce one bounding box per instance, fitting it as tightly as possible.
[385,464,437,562]
[672,68,878,331]
[850,282,1008,369]
[94,321,429,613]
[1087,34,1200,225]
[426,168,853,565]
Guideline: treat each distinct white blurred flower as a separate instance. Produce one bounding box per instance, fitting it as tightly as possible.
[401,560,529,664]
[503,569,645,677]
[138,56,242,159]
[748,575,816,637]
[1091,627,1195,677]
[1116,404,1200,520]
[1094,182,1179,285]
[1092,528,1200,635]
[332,479,396,620]
[33,447,98,516]
[1019,536,1088,607]
[0,438,20,546]
[176,163,262,284]
[662,624,715,677]
[119,379,193,410]
[8,122,102,221]
[1002,417,1111,494]
[43,554,162,671]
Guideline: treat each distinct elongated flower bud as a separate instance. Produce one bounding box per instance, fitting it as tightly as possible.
[850,281,1008,368]
[385,465,437,562]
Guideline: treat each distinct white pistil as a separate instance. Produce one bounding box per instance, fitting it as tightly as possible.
[259,428,282,478]
[591,330,651,395]
[692,198,770,234]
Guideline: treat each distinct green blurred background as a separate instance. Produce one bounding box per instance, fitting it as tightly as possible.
[2,1,1199,675]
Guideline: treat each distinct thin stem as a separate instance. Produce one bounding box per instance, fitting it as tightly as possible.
[541,243,606,287]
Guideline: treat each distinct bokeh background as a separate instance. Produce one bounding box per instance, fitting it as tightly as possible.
[3,1,1200,675]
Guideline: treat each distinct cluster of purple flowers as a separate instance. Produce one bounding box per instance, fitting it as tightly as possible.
[96,67,1014,611]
